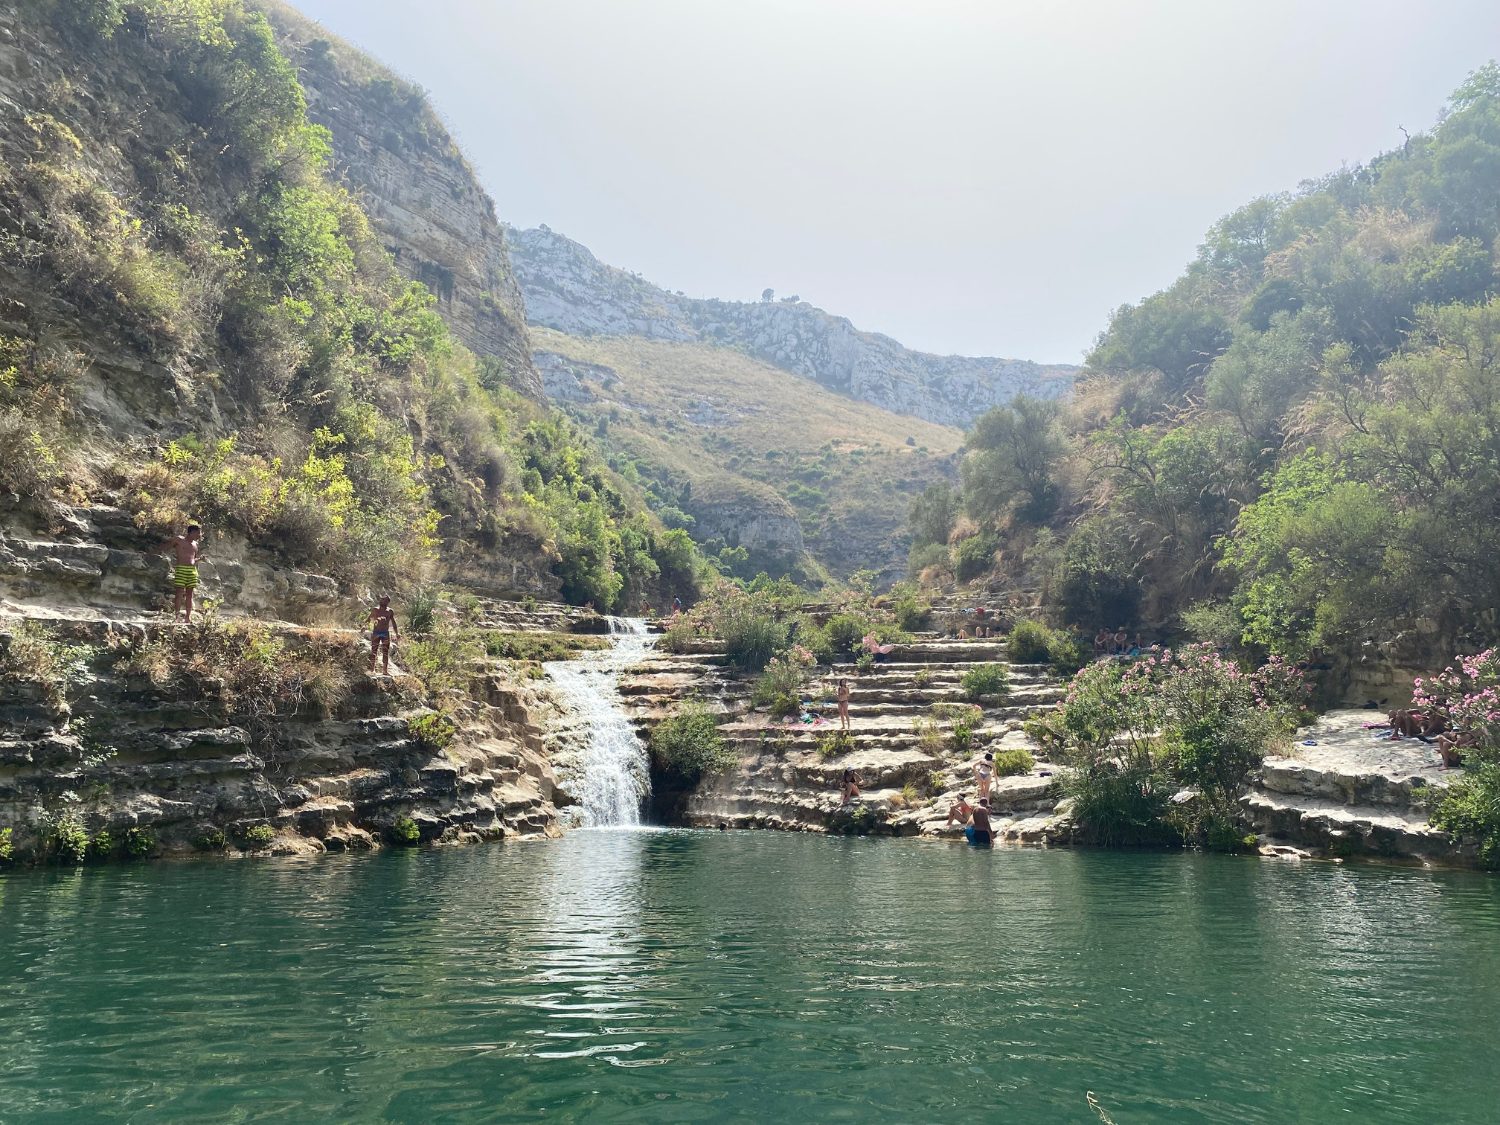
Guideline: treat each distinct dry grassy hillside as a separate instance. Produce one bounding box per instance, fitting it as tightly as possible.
[530,328,964,582]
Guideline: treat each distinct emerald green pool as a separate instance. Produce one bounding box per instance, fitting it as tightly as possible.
[1,831,1497,1124]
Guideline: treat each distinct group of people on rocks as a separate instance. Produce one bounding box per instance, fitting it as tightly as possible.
[941,751,999,847]
[1376,704,1475,769]
[1093,628,1140,658]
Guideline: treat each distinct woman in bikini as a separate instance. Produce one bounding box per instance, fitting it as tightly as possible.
[836,678,851,731]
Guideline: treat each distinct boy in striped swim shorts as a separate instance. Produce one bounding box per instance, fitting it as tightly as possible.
[159,524,209,622]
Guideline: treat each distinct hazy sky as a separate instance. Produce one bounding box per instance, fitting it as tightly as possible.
[293,0,1497,364]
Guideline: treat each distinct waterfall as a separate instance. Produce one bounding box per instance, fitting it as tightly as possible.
[544,617,657,826]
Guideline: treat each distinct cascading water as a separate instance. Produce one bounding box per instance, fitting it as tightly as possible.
[544,617,658,826]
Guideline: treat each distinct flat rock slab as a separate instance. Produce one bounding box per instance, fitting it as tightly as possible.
[1266,709,1457,794]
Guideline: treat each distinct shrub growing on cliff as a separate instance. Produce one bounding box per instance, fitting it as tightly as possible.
[961,663,1010,702]
[650,702,733,782]
[1006,621,1086,675]
[751,648,813,717]
[243,824,276,849]
[49,815,89,864]
[817,729,854,759]
[391,816,421,846]
[407,709,457,751]
[0,622,97,708]
[0,827,12,863]
[125,827,155,858]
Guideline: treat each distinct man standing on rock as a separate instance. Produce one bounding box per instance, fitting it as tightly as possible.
[158,524,208,623]
[365,596,399,676]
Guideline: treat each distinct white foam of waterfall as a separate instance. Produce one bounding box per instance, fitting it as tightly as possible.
[544,617,657,826]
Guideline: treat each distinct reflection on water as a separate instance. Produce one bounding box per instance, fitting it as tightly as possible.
[1,833,1498,1125]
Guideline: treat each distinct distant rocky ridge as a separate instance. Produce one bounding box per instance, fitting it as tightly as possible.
[508,226,1075,427]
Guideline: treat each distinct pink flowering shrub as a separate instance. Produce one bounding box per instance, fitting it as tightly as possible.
[1028,644,1307,846]
[1413,650,1500,867]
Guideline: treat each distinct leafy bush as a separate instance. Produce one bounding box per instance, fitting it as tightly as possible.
[0,827,12,862]
[88,830,115,860]
[751,650,812,717]
[404,622,484,694]
[484,631,607,662]
[953,531,999,582]
[825,613,871,657]
[1064,760,1178,847]
[407,709,457,751]
[993,747,1034,777]
[1414,650,1500,867]
[405,587,443,635]
[0,622,97,708]
[125,827,155,857]
[49,816,89,864]
[243,824,276,848]
[650,702,734,781]
[893,590,931,631]
[657,616,697,653]
[817,729,854,759]
[961,663,1011,702]
[195,827,228,852]
[1432,760,1500,868]
[1037,644,1306,845]
[391,816,421,846]
[1006,620,1053,663]
[950,714,976,755]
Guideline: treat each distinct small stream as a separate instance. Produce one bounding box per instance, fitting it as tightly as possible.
[544,617,657,826]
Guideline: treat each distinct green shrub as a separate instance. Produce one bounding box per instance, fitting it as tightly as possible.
[1005,620,1088,675]
[48,816,89,864]
[392,816,421,845]
[0,827,11,862]
[913,717,945,756]
[1,621,98,708]
[992,747,1034,777]
[408,709,457,750]
[243,824,276,848]
[195,827,228,852]
[894,591,931,631]
[721,611,786,671]
[483,631,607,662]
[1431,758,1500,869]
[855,651,875,672]
[825,613,871,656]
[650,702,734,781]
[1063,760,1178,847]
[817,729,854,759]
[907,541,952,578]
[953,532,999,582]
[404,623,484,693]
[657,617,697,653]
[1006,620,1053,663]
[914,665,932,687]
[88,830,115,860]
[961,663,1011,701]
[405,587,443,634]
[125,826,155,858]
[950,714,976,755]
[751,655,807,717]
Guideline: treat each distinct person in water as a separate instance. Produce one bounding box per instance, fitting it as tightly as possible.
[965,799,994,847]
[158,524,209,622]
[836,677,851,731]
[972,752,995,802]
[365,596,400,675]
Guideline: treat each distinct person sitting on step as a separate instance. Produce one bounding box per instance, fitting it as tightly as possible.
[944,793,974,827]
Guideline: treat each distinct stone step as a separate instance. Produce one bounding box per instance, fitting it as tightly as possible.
[1240,789,1458,860]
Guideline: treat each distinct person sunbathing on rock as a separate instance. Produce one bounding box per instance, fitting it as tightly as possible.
[1436,729,1477,770]
[964,799,994,847]
[365,596,400,675]
[944,793,973,827]
[840,767,862,805]
[157,524,208,622]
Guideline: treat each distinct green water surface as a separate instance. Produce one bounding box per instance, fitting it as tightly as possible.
[1,831,1497,1124]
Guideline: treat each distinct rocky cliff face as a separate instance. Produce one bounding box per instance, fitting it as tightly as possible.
[255,1,544,400]
[508,226,1075,427]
